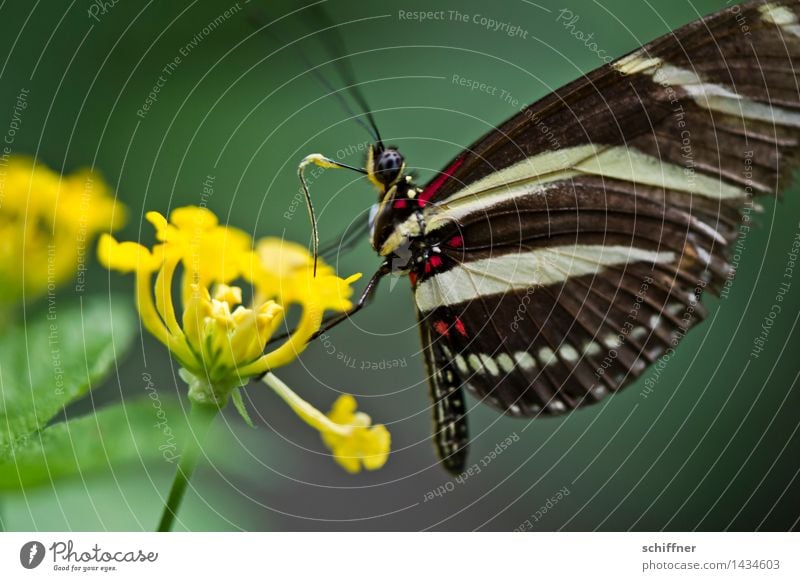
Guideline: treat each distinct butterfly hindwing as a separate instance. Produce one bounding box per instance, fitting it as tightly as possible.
[415,241,708,418]
[418,310,469,473]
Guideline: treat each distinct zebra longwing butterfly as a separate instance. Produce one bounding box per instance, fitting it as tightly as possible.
[297,0,800,473]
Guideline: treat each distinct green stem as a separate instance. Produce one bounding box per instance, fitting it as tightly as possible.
[157,403,217,532]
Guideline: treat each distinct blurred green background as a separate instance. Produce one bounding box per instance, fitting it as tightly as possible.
[1,0,798,531]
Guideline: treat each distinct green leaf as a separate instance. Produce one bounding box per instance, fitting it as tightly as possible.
[0,397,189,490]
[0,297,136,455]
[230,389,255,428]
[2,464,263,531]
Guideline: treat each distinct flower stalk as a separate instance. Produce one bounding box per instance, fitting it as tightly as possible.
[157,402,218,532]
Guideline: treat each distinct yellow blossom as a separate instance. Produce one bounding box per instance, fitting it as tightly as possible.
[322,394,391,473]
[240,238,361,369]
[146,206,250,289]
[264,375,390,474]
[0,156,125,304]
[244,237,361,310]
[98,205,390,473]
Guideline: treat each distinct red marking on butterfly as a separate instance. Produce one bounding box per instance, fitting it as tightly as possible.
[418,156,465,206]
[446,235,463,248]
[454,317,467,337]
[408,271,418,286]
[423,254,444,274]
[433,320,450,337]
[393,199,408,209]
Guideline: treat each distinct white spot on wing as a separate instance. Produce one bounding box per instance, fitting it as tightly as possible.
[695,245,713,267]
[468,354,483,374]
[539,347,557,366]
[455,355,469,375]
[760,3,800,37]
[667,303,684,316]
[481,354,500,377]
[612,52,662,75]
[560,344,579,362]
[497,353,515,373]
[584,342,602,356]
[515,351,537,371]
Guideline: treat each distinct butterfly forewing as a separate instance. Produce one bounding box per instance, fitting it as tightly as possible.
[423,0,800,205]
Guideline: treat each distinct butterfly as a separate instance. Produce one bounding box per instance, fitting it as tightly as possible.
[291,0,800,473]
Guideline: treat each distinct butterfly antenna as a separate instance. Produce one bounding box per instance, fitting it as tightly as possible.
[246,4,381,145]
[305,2,384,148]
[246,3,379,273]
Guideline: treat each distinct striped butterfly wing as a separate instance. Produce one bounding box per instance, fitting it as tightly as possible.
[413,1,800,432]
[420,0,800,207]
[416,239,708,418]
[417,309,469,473]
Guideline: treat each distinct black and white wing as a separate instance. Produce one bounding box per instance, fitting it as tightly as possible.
[417,310,469,474]
[409,0,800,470]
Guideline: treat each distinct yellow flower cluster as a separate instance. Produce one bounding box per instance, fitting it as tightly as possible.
[0,156,124,304]
[98,206,389,473]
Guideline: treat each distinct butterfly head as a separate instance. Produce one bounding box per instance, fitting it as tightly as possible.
[367,144,405,191]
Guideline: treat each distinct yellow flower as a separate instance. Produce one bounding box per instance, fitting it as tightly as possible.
[264,375,390,474]
[240,238,361,369]
[244,238,361,309]
[323,394,391,473]
[99,205,390,472]
[147,206,250,288]
[0,156,125,304]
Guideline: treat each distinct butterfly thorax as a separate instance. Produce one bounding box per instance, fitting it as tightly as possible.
[370,177,423,250]
[366,145,427,265]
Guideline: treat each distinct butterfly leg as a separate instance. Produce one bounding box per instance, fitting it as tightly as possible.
[308,260,392,341]
[261,261,391,353]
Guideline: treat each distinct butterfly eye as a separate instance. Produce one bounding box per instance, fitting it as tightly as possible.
[374,148,404,185]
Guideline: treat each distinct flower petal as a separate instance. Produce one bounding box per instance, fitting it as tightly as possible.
[170,206,218,230]
[97,234,159,273]
[321,394,392,473]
